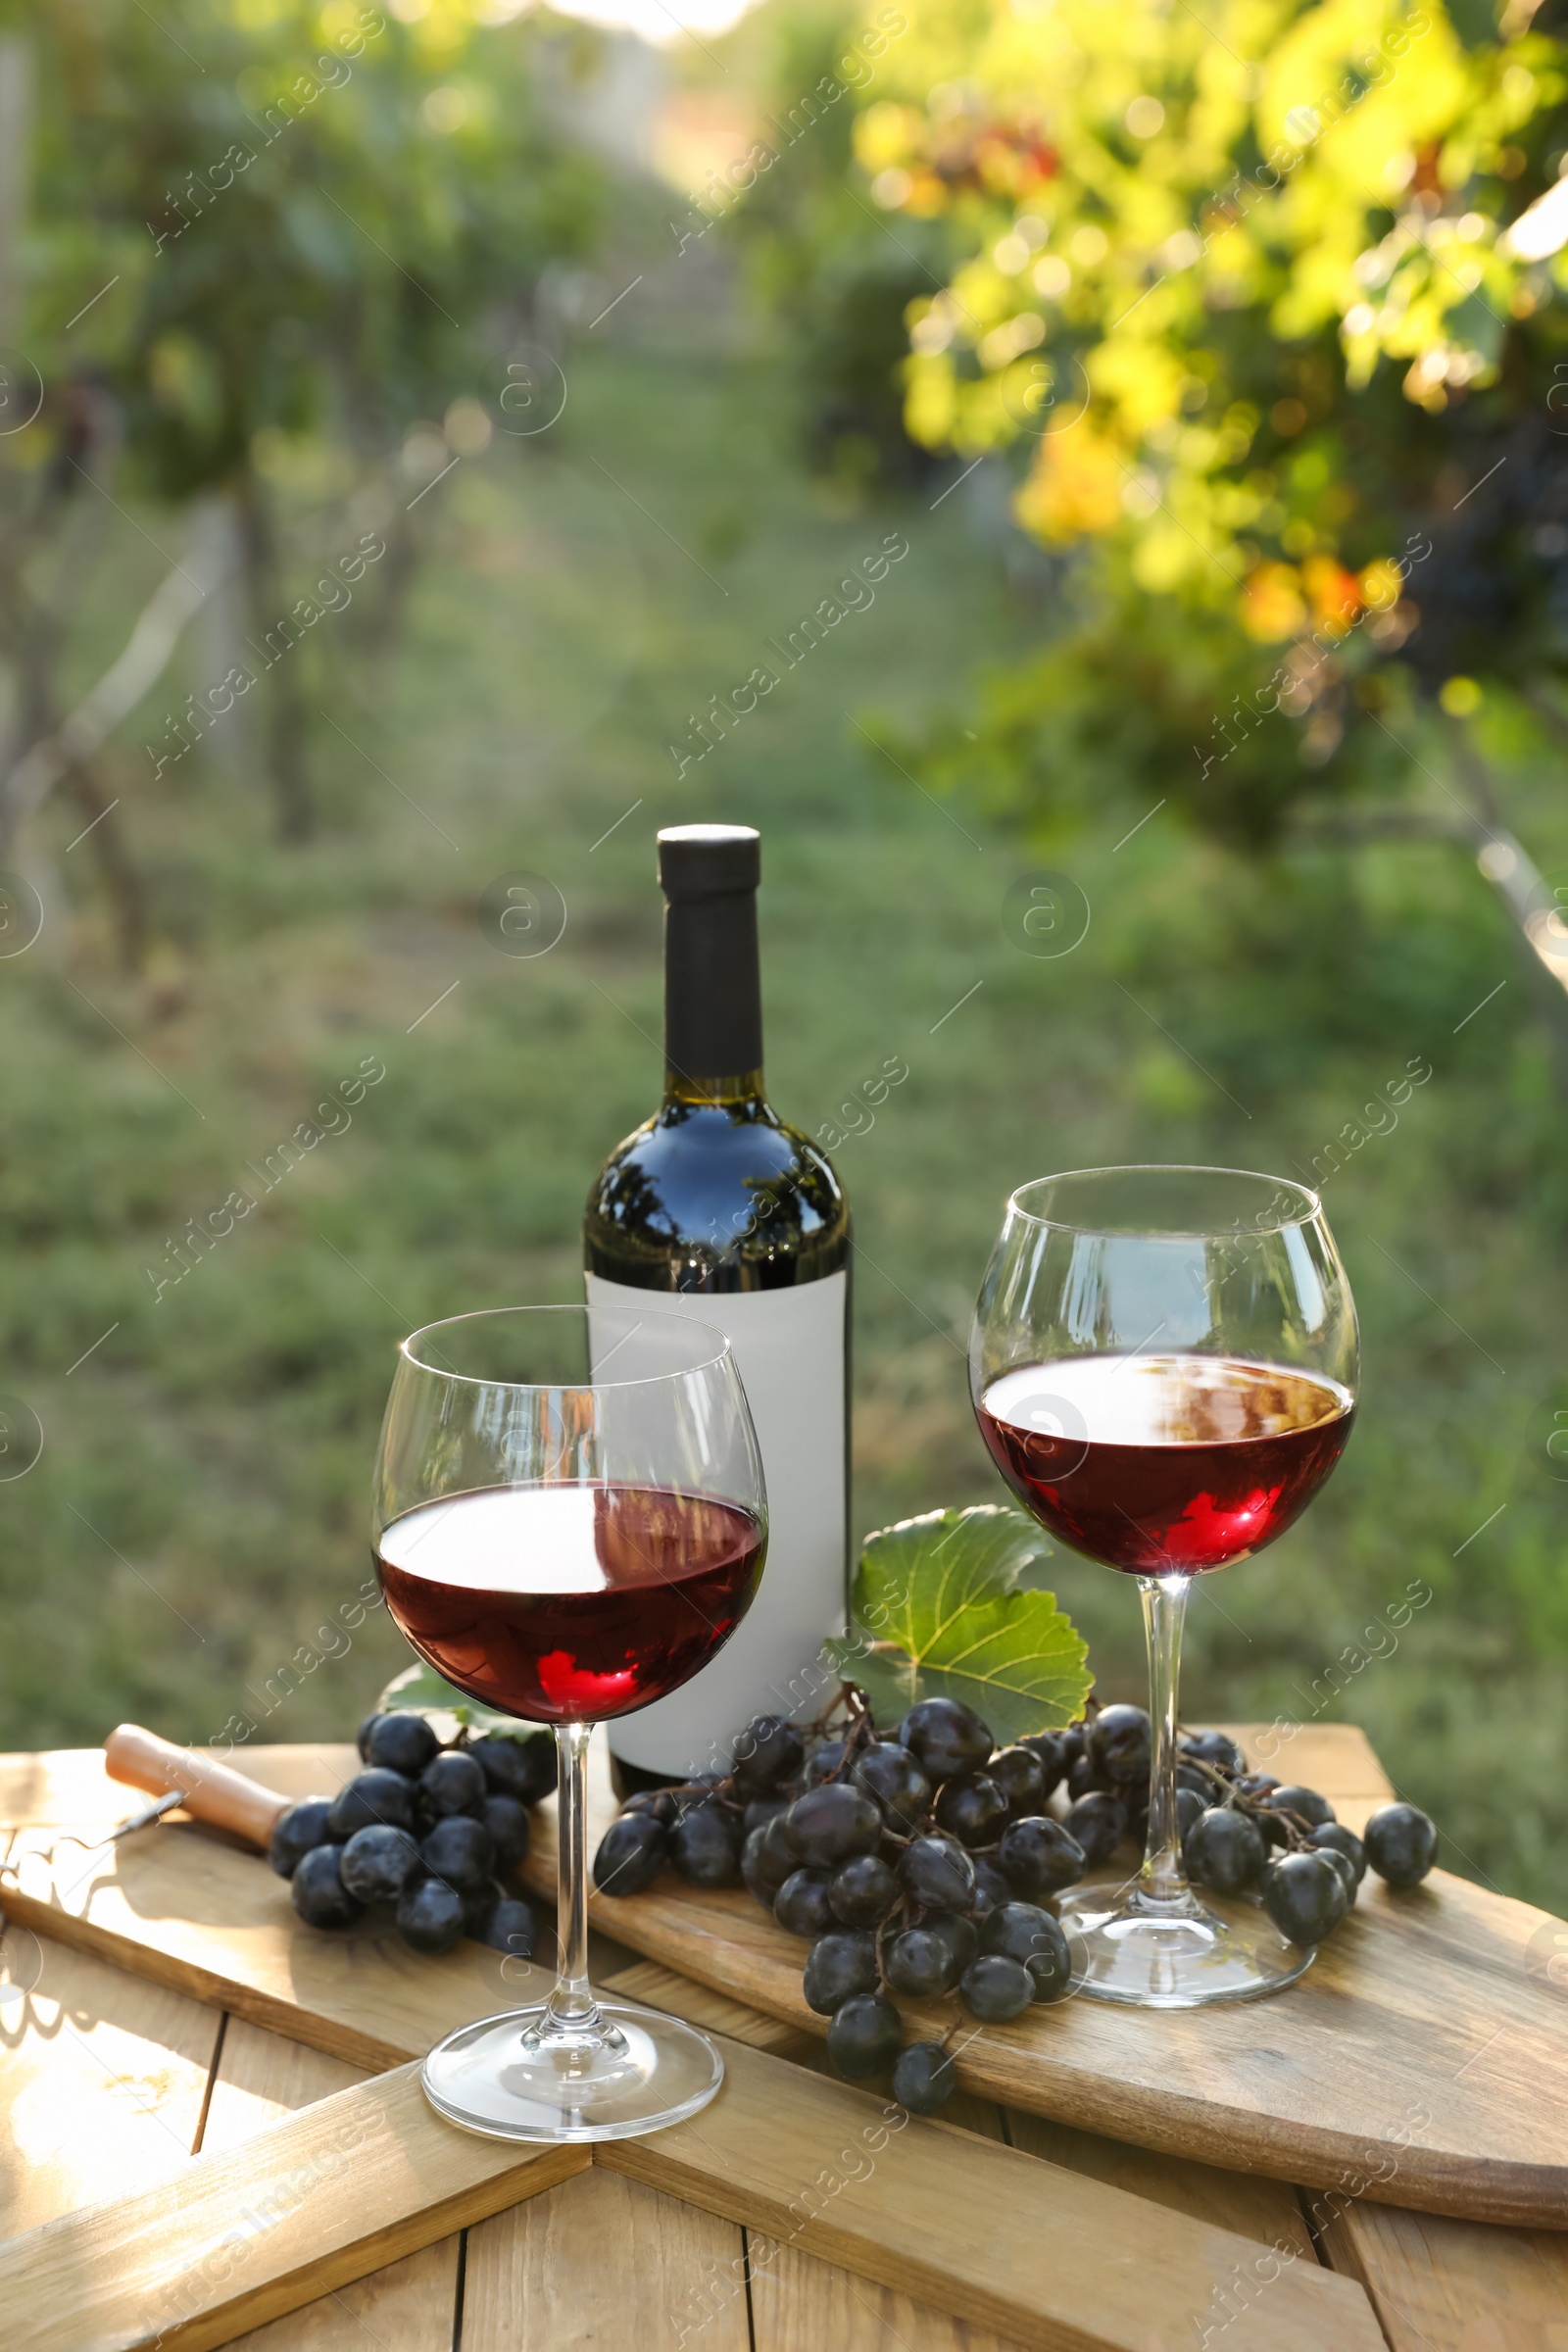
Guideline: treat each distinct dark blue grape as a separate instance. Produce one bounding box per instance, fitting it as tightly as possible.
[624,1788,679,1826]
[933,1772,1008,1849]
[1016,1732,1065,1799]
[1063,1790,1127,1866]
[1067,1752,1113,1801]
[774,1868,836,1938]
[980,1901,1072,2002]
[419,1750,487,1820]
[783,1783,882,1868]
[480,1792,532,1868]
[1363,1804,1437,1889]
[743,1795,792,1837]
[1307,1822,1366,1887]
[899,1696,993,1780]
[669,1800,743,1887]
[397,1874,466,1954]
[355,1711,382,1762]
[960,1954,1035,2022]
[470,1732,556,1805]
[802,1931,878,2014]
[898,1833,976,1912]
[1185,1806,1267,1894]
[1263,1852,1348,1945]
[1260,1785,1337,1829]
[1087,1704,1151,1788]
[925,1911,977,1978]
[339,1824,422,1904]
[420,1814,496,1891]
[892,2041,956,2115]
[883,1925,957,1998]
[480,1894,539,1956]
[365,1711,440,1777]
[269,1798,333,1880]
[882,1914,973,1998]
[828,1852,899,1929]
[987,1745,1048,1816]
[1180,1729,1245,1774]
[851,1741,933,1833]
[826,1992,903,2080]
[741,1815,793,1908]
[967,1856,1013,1917]
[291,1844,364,1931]
[997,1815,1085,1900]
[463,1879,501,1938]
[595,1811,668,1896]
[732,1714,806,1797]
[326,1769,416,1841]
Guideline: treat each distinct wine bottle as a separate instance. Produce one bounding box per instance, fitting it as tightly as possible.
[583,823,850,1782]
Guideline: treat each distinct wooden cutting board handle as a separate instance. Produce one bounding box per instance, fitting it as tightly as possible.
[104,1724,293,1851]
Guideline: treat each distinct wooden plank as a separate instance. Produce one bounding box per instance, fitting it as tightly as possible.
[215,2253,458,2352]
[1317,2202,1568,2352]
[605,1958,816,2057]
[596,2034,1387,2352]
[200,2023,368,2153]
[463,2167,753,2352]
[748,2235,1030,2352]
[7,1734,1565,2225]
[202,2022,460,2352]
[1004,2109,1314,2254]
[0,2063,586,2352]
[0,1931,220,2238]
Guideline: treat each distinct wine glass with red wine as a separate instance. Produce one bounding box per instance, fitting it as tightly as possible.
[971,1167,1358,2006]
[373,1303,765,2138]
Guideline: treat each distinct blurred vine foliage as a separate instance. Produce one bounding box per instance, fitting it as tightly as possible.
[0,0,604,869]
[752,0,1568,879]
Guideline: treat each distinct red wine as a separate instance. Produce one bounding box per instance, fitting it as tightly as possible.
[584,824,849,1781]
[977,1354,1353,1575]
[376,1483,764,1724]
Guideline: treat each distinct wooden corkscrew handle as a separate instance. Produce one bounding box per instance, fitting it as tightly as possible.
[104,1724,291,1851]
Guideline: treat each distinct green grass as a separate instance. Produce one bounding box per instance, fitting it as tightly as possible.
[2,336,1564,1909]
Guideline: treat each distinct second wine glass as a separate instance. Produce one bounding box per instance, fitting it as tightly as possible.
[971,1166,1358,2007]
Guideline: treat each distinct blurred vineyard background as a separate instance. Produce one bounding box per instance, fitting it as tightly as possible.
[1,0,1565,1906]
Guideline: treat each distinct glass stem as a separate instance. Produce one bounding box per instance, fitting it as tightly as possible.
[1135,1571,1195,1912]
[547,1721,600,2030]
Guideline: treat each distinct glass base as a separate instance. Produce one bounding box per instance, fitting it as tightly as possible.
[1057,1875,1316,2008]
[421,1997,724,2142]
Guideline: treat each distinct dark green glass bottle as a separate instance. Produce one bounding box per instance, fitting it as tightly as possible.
[584,825,850,1779]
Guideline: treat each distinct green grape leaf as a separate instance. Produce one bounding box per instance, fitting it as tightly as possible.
[823,1504,1092,1743]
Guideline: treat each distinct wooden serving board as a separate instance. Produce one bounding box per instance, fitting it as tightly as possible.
[3,1730,1565,2230]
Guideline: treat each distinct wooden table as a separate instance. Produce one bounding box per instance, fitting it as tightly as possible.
[0,1731,1562,2351]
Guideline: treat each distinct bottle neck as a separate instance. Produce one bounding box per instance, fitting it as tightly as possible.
[662,1066,766,1108]
[662,887,764,1098]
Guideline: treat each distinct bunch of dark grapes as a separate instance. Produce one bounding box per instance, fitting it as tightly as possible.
[271,1709,554,1959]
[591,1686,1439,2116]
[594,1688,1079,2113]
[1176,1729,1438,1943]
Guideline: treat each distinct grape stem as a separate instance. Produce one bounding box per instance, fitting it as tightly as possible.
[1174,1740,1322,1850]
